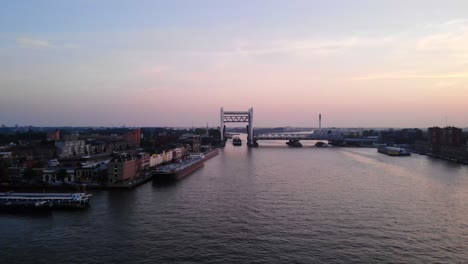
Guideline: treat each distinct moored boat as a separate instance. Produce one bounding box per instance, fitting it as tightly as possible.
[0,192,92,209]
[378,146,411,156]
[154,156,204,181]
[201,148,219,162]
[315,141,329,148]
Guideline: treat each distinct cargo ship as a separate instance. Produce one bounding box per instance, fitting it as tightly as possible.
[233,137,242,146]
[202,148,219,161]
[154,156,204,181]
[0,192,92,209]
[378,146,411,156]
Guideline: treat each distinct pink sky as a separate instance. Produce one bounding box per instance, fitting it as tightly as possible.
[1,1,467,128]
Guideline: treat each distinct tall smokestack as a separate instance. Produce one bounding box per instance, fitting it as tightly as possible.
[319,114,322,129]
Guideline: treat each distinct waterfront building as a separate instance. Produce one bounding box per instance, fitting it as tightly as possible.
[172,147,186,160]
[107,154,137,184]
[427,126,466,160]
[75,162,108,183]
[136,152,150,171]
[428,127,443,154]
[42,168,75,183]
[149,153,164,167]
[163,150,173,163]
[442,126,463,147]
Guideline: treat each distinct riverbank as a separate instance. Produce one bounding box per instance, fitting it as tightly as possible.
[1,148,221,192]
[409,150,468,165]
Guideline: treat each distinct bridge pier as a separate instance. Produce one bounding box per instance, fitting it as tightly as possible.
[220,107,255,147]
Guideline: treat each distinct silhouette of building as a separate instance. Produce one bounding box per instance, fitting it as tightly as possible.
[428,126,466,160]
[428,127,443,154]
[442,126,463,147]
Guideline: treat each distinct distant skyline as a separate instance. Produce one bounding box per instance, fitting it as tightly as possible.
[1,1,468,128]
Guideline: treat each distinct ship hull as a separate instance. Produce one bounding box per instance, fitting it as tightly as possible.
[154,158,205,182]
[378,147,411,156]
[202,149,219,161]
[0,192,92,209]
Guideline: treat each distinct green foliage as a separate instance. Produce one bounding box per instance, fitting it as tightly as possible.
[208,129,221,139]
[194,128,207,135]
[0,131,47,144]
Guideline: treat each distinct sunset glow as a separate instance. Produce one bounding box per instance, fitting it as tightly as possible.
[1,1,467,127]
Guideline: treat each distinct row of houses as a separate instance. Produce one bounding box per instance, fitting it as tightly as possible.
[7,161,108,184]
[5,147,188,185]
[108,147,186,184]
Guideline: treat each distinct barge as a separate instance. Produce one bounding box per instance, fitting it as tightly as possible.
[154,156,204,181]
[0,192,92,209]
[378,146,411,156]
[202,148,219,161]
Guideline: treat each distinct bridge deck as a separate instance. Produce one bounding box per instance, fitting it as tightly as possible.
[254,134,343,141]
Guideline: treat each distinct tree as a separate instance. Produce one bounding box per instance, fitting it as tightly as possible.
[208,129,221,139]
[194,128,207,135]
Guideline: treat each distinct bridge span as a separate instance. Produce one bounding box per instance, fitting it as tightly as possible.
[254,132,344,141]
[220,107,361,147]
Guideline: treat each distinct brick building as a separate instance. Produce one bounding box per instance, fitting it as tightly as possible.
[107,154,137,184]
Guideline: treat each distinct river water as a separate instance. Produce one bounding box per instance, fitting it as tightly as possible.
[1,140,468,263]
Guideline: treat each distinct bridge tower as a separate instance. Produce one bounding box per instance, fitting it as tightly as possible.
[220,107,255,147]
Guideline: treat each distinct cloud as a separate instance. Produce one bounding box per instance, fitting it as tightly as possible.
[233,36,397,58]
[232,19,468,60]
[142,66,167,75]
[443,19,467,26]
[16,37,78,49]
[16,37,52,48]
[351,72,468,81]
[423,19,468,30]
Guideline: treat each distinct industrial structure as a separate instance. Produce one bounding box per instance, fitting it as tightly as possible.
[219,108,359,147]
[220,107,255,146]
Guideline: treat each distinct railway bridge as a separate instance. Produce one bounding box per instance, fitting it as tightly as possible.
[220,107,360,147]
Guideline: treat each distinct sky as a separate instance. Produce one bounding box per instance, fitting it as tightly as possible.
[1,0,468,128]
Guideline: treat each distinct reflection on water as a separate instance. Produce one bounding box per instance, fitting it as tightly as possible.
[1,141,468,263]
